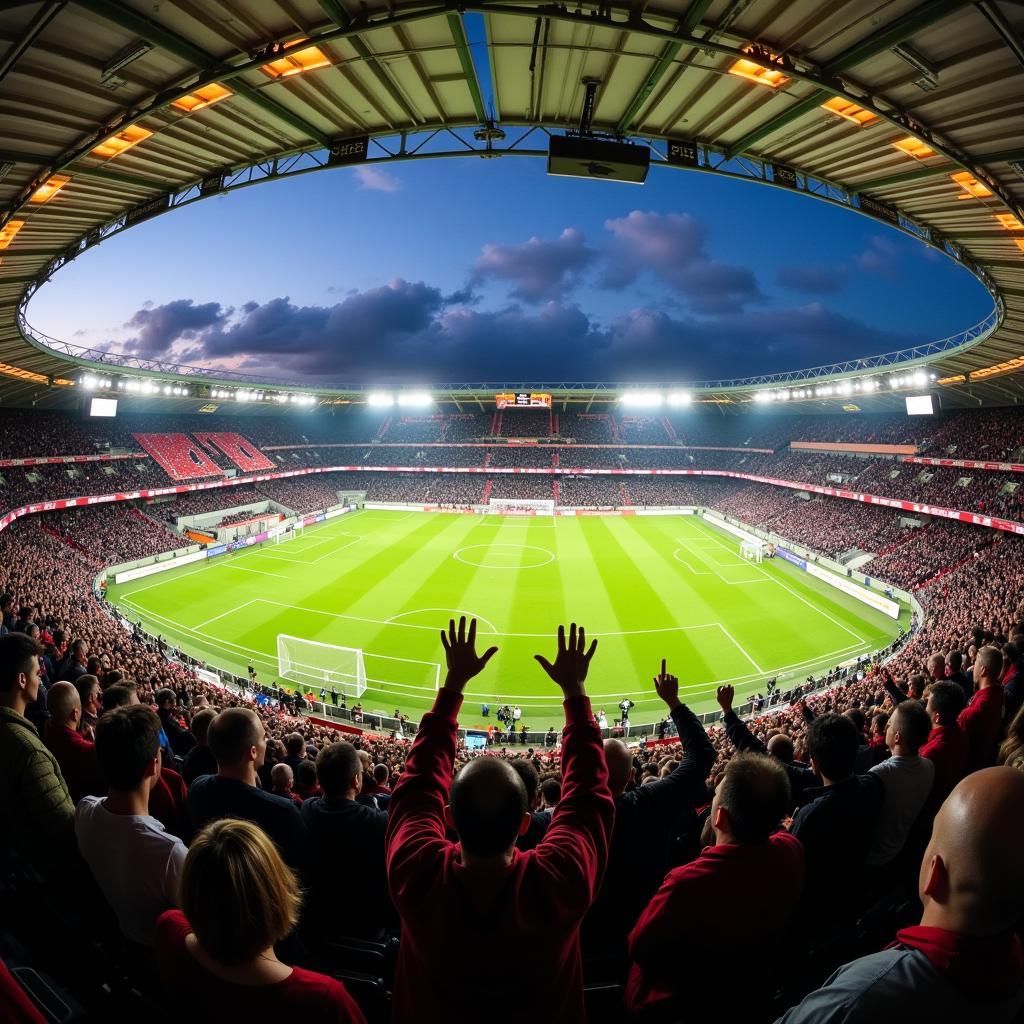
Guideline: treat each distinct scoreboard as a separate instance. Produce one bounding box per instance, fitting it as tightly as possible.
[495,392,552,409]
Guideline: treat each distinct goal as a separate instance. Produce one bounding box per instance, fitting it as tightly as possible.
[740,540,765,563]
[277,634,367,698]
[272,521,303,545]
[488,497,556,516]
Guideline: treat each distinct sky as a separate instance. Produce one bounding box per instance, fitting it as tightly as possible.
[27,147,992,387]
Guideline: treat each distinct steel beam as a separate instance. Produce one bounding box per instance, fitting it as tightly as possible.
[0,0,67,85]
[614,0,713,134]
[446,13,488,123]
[725,0,974,158]
[74,0,331,145]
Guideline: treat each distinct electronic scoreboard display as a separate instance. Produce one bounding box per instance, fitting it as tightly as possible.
[495,393,552,409]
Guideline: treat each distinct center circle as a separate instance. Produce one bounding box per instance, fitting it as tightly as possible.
[453,543,556,569]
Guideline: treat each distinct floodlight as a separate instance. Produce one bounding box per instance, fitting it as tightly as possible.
[667,392,692,407]
[367,392,395,407]
[397,391,433,408]
[619,391,663,408]
[82,375,97,390]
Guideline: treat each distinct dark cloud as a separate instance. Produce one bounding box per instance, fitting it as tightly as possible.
[114,287,912,385]
[776,265,844,294]
[470,228,596,302]
[600,211,761,312]
[123,299,227,357]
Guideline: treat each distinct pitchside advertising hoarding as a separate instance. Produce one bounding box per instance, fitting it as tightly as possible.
[2,465,1022,539]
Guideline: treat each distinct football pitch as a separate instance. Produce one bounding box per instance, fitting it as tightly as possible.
[107,510,908,729]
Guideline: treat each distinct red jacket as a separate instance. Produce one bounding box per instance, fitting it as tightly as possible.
[626,832,804,1017]
[43,722,103,803]
[958,685,1004,774]
[920,724,969,812]
[386,688,614,1023]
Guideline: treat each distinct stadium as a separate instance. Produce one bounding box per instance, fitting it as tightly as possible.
[1,1,1024,1022]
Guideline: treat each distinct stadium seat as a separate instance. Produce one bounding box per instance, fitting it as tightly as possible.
[193,432,276,472]
[133,433,224,481]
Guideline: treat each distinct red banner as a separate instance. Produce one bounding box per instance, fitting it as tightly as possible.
[2,463,1021,538]
[903,456,1024,474]
[0,453,147,468]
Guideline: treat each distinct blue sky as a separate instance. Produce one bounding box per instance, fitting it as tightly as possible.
[28,151,991,385]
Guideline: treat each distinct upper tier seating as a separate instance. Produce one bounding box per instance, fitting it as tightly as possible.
[193,432,276,473]
[133,433,224,481]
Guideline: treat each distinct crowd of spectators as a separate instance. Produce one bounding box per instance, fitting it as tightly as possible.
[39,506,185,567]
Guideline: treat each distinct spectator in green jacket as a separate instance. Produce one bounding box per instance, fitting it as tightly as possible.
[0,632,75,877]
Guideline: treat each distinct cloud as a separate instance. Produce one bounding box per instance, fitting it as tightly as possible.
[470,228,596,302]
[352,166,401,193]
[854,234,902,277]
[776,265,844,294]
[111,283,913,385]
[600,211,761,313]
[122,299,227,358]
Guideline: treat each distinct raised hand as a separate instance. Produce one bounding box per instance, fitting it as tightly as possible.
[654,659,681,711]
[440,616,498,692]
[534,623,597,698]
[716,684,735,715]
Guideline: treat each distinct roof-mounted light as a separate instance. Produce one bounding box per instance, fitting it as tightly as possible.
[891,137,935,160]
[91,124,153,160]
[171,83,233,113]
[261,40,331,79]
[727,48,790,89]
[951,171,993,200]
[821,97,878,126]
[30,175,71,204]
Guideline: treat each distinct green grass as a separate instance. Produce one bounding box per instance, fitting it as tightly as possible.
[108,510,907,729]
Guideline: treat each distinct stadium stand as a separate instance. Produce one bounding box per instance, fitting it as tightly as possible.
[6,406,1024,1023]
[133,434,225,482]
[192,433,276,473]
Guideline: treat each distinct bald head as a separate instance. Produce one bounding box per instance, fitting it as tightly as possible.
[449,758,528,858]
[47,681,80,728]
[921,767,1024,936]
[271,763,293,790]
[603,738,634,797]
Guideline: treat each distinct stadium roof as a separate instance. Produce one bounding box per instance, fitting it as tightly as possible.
[0,0,1022,413]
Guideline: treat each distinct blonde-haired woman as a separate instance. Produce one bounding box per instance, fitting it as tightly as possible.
[155,819,365,1022]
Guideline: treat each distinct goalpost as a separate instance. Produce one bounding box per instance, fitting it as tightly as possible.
[488,497,556,516]
[277,634,367,698]
[740,539,765,563]
[272,520,303,545]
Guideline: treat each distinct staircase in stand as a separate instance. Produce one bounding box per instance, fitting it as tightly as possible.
[482,479,492,503]
[553,478,560,504]
[662,416,677,441]
[40,522,91,558]
[608,415,620,441]
[619,482,632,506]
[374,416,392,440]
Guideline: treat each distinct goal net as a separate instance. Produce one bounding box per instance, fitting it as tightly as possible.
[271,521,303,544]
[277,634,367,698]
[488,497,556,516]
[740,540,765,563]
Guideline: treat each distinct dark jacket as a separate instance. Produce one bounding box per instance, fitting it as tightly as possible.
[301,795,393,939]
[583,702,715,960]
[791,773,883,938]
[722,710,816,805]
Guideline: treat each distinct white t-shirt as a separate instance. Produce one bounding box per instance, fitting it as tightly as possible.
[75,795,187,945]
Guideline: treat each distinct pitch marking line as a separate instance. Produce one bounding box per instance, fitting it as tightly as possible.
[385,608,500,634]
[256,535,364,565]
[673,541,770,585]
[218,564,289,580]
[717,623,765,675]
[118,598,869,702]
[193,598,260,630]
[453,543,556,569]
[694,519,865,644]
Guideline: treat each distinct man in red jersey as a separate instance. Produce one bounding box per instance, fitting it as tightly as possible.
[386,618,615,1023]
[959,645,1004,773]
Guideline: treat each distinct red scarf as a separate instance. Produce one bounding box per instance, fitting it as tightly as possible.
[892,926,1024,1000]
